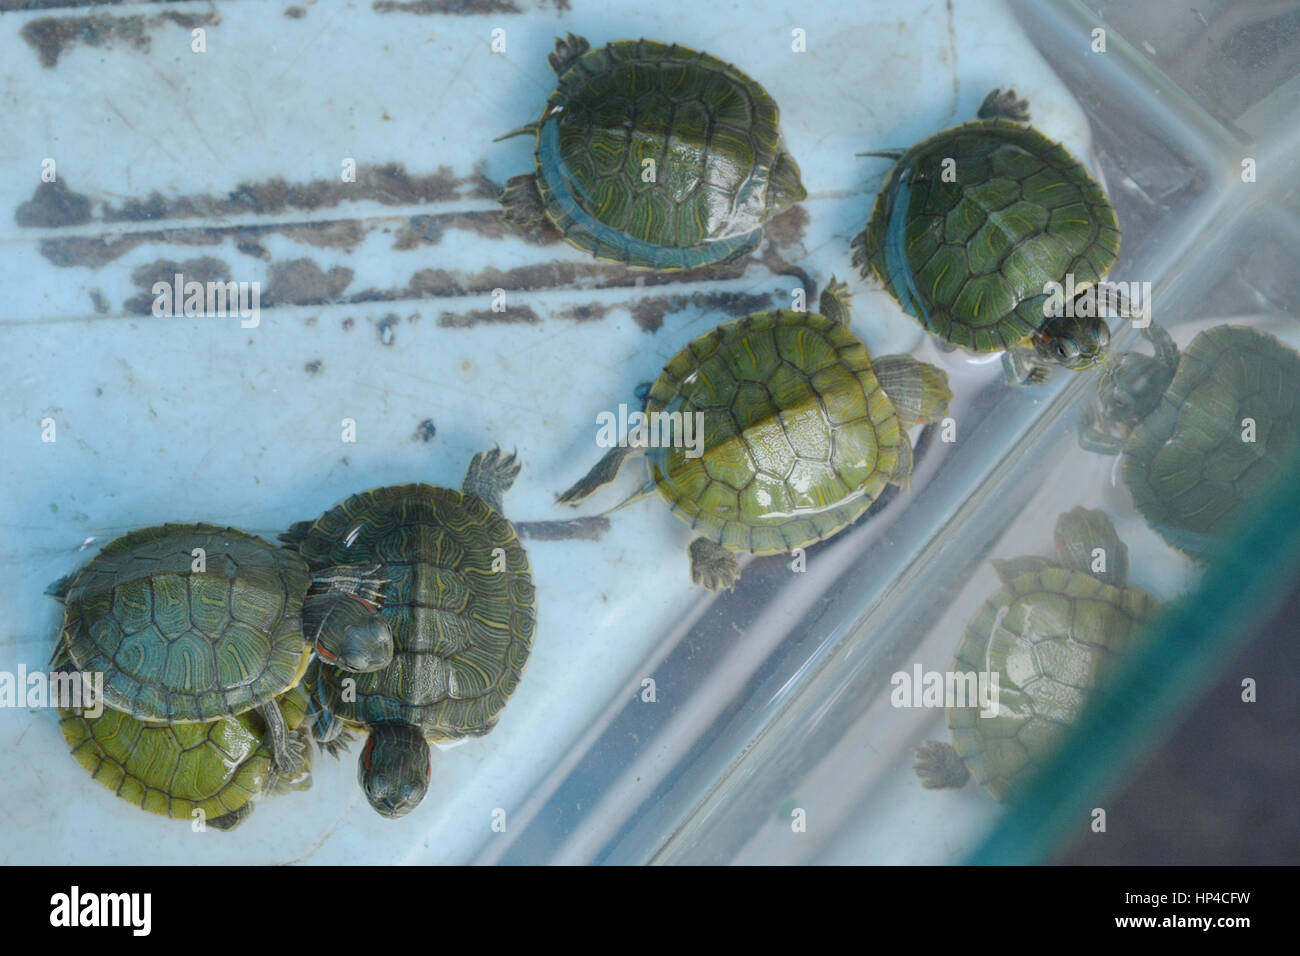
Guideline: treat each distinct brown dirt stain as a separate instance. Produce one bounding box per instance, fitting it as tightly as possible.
[21,10,221,69]
[123,256,232,315]
[437,306,541,328]
[15,180,92,228]
[265,259,354,306]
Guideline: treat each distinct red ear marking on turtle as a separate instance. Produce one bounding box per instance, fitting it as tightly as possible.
[347,594,378,613]
[317,643,337,662]
[362,736,374,770]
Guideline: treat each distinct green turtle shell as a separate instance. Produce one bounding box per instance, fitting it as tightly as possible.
[949,566,1156,801]
[51,524,312,723]
[288,485,535,741]
[533,38,800,269]
[645,309,913,554]
[1122,325,1300,555]
[855,119,1120,351]
[58,683,312,828]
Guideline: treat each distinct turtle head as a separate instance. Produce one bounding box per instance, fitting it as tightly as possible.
[1095,322,1179,430]
[359,724,430,819]
[1036,314,1111,370]
[767,148,807,213]
[312,594,393,673]
[1053,507,1128,587]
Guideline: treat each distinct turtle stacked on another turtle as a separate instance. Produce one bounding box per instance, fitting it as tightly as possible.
[914,508,1158,802]
[57,680,314,831]
[853,89,1122,384]
[499,34,806,270]
[283,449,537,819]
[48,523,395,827]
[557,280,952,590]
[1079,323,1300,557]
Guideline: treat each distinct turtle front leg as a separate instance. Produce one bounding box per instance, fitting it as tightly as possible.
[689,537,741,591]
[1077,405,1127,455]
[548,33,590,74]
[261,701,309,777]
[463,446,521,513]
[303,660,356,758]
[1003,347,1052,386]
[978,88,1030,122]
[913,740,971,790]
[500,174,551,238]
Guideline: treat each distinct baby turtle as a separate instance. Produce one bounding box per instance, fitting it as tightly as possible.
[852,89,1121,383]
[558,280,952,590]
[283,449,537,819]
[1080,323,1300,557]
[498,34,806,270]
[914,508,1158,801]
[57,677,313,831]
[49,523,393,773]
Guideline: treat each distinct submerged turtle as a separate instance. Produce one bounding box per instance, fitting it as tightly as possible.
[1080,323,1300,557]
[283,449,537,819]
[914,508,1158,801]
[49,524,393,773]
[852,89,1122,383]
[498,34,806,270]
[558,280,952,590]
[57,679,313,830]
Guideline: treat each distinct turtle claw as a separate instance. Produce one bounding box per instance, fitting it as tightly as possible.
[264,732,313,794]
[689,537,741,592]
[549,33,590,75]
[817,277,853,326]
[849,230,872,280]
[978,88,1030,122]
[273,728,310,779]
[463,447,521,513]
[913,740,971,790]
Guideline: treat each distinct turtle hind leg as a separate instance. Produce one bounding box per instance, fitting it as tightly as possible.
[264,731,314,795]
[874,355,953,425]
[689,537,741,592]
[548,33,590,74]
[500,174,551,237]
[207,803,254,831]
[260,701,308,777]
[913,740,971,790]
[817,276,853,326]
[556,446,635,506]
[978,88,1030,122]
[463,447,521,513]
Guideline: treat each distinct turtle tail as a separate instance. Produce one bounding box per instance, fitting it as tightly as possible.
[874,355,952,425]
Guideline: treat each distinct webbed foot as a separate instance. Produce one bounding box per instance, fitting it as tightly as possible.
[689,537,741,592]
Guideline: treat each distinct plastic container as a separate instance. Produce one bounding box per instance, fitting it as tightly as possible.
[1,0,1294,864]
